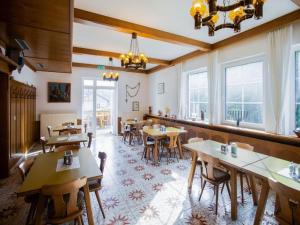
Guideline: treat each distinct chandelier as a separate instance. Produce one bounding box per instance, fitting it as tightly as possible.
[102,57,119,81]
[190,0,266,36]
[120,32,148,70]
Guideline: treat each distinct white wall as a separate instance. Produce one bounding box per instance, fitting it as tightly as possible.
[148,21,300,115]
[11,66,149,121]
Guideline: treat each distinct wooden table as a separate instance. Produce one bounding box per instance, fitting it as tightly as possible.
[242,157,300,225]
[183,140,269,222]
[17,148,101,225]
[53,125,83,133]
[46,133,88,147]
[143,127,187,162]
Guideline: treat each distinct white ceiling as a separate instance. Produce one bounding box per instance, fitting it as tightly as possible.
[73,0,299,67]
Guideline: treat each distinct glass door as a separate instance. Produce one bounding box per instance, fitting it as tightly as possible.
[82,79,116,135]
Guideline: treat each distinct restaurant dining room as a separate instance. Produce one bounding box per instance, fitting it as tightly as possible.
[1,0,300,225]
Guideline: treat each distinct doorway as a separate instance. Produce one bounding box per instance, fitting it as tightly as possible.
[82,79,117,135]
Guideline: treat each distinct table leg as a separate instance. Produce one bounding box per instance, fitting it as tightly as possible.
[253,179,269,225]
[34,195,46,225]
[249,175,258,206]
[230,167,237,220]
[153,139,159,162]
[188,152,197,189]
[177,137,184,159]
[83,184,94,225]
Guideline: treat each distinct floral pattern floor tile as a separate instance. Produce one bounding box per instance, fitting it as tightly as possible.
[0,134,280,225]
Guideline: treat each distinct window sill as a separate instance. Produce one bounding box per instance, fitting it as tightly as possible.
[145,114,300,147]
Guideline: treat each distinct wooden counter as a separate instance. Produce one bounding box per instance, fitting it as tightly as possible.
[145,114,300,163]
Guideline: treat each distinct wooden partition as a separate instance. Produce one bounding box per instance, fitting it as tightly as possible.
[10,80,36,155]
[145,114,300,163]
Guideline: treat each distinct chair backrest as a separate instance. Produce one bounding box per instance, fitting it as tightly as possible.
[166,132,179,148]
[41,177,87,219]
[152,124,161,129]
[59,129,80,136]
[40,136,47,153]
[18,158,35,181]
[54,145,80,153]
[145,119,152,126]
[199,152,221,181]
[142,126,151,131]
[47,126,52,137]
[268,179,300,225]
[87,132,93,148]
[211,135,227,144]
[188,137,204,143]
[233,142,254,151]
[124,124,131,132]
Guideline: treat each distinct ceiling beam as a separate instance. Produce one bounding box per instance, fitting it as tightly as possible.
[74,8,211,51]
[212,9,300,50]
[72,62,147,74]
[147,9,300,74]
[73,47,171,66]
[291,0,300,7]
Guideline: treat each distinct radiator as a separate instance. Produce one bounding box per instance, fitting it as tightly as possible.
[40,113,77,138]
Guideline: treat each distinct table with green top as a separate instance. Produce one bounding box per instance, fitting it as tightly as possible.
[143,127,187,162]
[46,133,88,147]
[17,148,101,225]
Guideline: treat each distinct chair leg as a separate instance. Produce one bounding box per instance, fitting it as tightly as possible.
[80,215,84,225]
[95,190,105,218]
[215,184,219,215]
[240,174,244,204]
[25,203,35,225]
[199,180,207,202]
[225,181,231,199]
[78,216,83,225]
[221,182,225,193]
[245,175,252,194]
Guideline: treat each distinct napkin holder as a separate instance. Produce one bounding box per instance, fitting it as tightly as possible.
[63,150,73,165]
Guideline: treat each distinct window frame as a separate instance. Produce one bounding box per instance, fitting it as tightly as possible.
[221,55,266,130]
[187,67,208,121]
[291,45,300,131]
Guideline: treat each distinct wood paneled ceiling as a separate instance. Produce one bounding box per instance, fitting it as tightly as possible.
[0,0,73,73]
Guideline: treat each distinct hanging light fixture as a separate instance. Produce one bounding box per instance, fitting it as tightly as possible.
[102,57,119,81]
[120,32,148,70]
[190,0,266,36]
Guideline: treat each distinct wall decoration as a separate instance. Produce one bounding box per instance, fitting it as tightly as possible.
[132,101,139,111]
[48,82,71,103]
[157,82,165,94]
[125,82,140,103]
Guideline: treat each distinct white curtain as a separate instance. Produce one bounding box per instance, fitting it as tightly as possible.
[177,63,187,119]
[208,51,221,125]
[265,25,293,134]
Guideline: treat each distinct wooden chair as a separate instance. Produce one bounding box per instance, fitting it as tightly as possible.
[188,137,204,187]
[47,125,52,137]
[210,134,227,144]
[41,177,87,225]
[269,179,300,225]
[140,130,154,163]
[18,158,38,225]
[160,132,180,164]
[88,152,107,218]
[145,119,152,126]
[87,132,93,148]
[54,145,80,152]
[198,153,231,215]
[234,142,254,204]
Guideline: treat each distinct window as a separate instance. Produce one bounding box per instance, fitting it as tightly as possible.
[188,70,208,120]
[295,51,300,128]
[224,60,264,127]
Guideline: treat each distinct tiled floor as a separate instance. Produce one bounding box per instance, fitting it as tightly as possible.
[0,134,279,225]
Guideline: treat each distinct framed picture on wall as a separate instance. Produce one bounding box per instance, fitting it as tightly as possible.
[132,101,139,111]
[48,82,71,103]
[157,82,165,94]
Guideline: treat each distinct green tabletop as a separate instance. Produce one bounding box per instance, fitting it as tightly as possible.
[53,125,83,132]
[46,133,88,146]
[17,148,101,196]
[183,140,269,169]
[143,127,187,137]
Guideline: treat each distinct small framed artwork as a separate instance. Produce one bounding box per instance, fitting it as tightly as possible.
[157,82,165,94]
[132,101,139,111]
[48,82,71,103]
